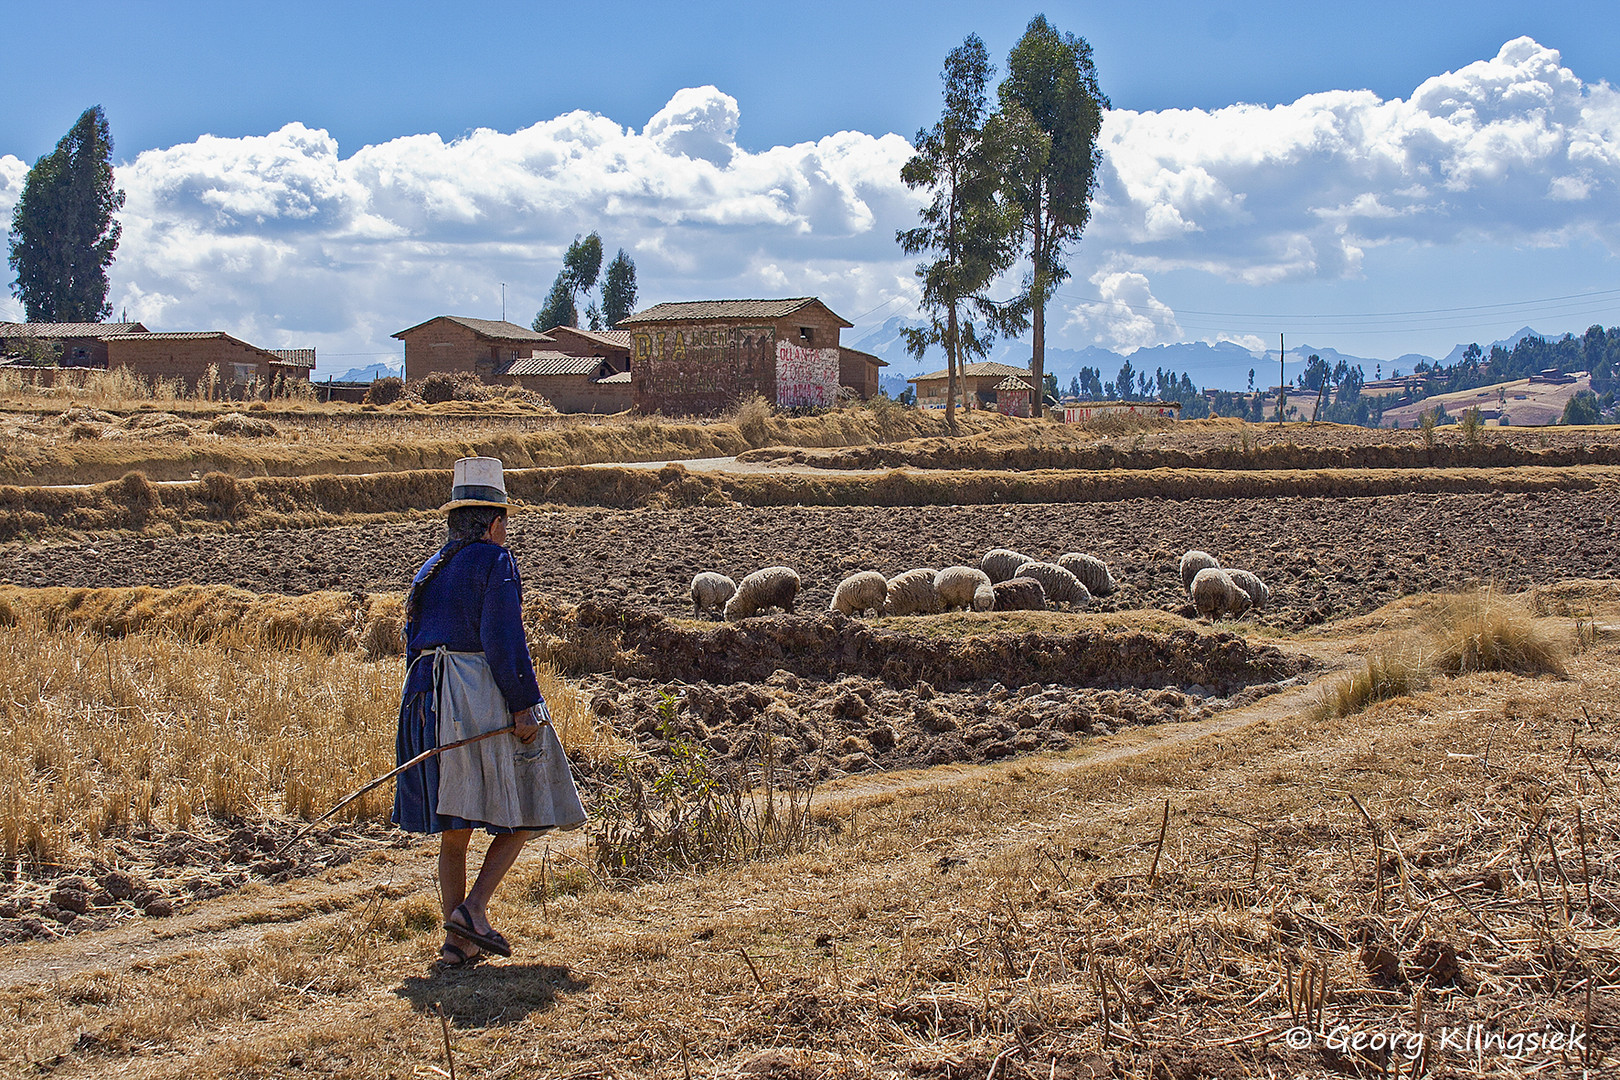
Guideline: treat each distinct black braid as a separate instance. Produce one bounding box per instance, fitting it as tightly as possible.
[402,506,506,636]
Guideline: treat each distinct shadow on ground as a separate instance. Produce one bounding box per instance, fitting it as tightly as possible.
[396,962,590,1027]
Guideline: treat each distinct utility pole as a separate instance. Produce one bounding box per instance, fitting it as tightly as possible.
[1277,332,1286,426]
[501,283,507,323]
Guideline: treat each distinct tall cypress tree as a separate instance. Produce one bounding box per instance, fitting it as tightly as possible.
[8,106,125,322]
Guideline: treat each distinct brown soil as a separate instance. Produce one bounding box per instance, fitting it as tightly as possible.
[9,488,1620,631]
[0,820,406,944]
[742,420,1620,472]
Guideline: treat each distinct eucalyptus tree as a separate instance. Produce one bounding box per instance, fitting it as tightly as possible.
[996,16,1108,416]
[897,34,1019,432]
[533,232,604,331]
[8,106,125,322]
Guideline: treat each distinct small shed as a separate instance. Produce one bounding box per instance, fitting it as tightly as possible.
[993,375,1035,417]
[494,352,632,413]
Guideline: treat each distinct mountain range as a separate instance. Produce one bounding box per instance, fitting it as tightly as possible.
[852,319,1556,397]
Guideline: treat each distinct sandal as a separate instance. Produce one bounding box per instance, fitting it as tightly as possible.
[444,903,512,958]
[437,940,483,969]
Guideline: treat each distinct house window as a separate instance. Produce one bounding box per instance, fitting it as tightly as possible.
[799,327,814,344]
[231,363,256,384]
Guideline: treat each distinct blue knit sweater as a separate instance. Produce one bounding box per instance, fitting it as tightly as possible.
[402,540,541,713]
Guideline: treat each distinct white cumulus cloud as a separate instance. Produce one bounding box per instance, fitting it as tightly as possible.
[1064,269,1183,350]
[1092,37,1620,287]
[2,38,1616,362]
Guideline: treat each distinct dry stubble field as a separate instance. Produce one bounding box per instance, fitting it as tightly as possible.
[1,404,1619,1078]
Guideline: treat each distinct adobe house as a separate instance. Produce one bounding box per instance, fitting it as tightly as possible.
[391,316,555,381]
[0,321,148,366]
[542,326,632,373]
[839,345,888,400]
[617,298,853,415]
[993,374,1035,417]
[492,352,633,413]
[907,361,1033,411]
[106,332,313,393]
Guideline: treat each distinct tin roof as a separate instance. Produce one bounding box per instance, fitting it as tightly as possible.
[617,298,852,328]
[596,370,632,384]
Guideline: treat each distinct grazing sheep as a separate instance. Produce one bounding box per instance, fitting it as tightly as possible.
[883,568,943,616]
[829,571,888,617]
[991,576,1046,611]
[934,566,993,612]
[973,583,996,611]
[689,572,736,618]
[1014,561,1092,608]
[1057,553,1117,597]
[981,548,1035,584]
[1225,568,1270,610]
[1190,567,1252,620]
[1180,549,1221,593]
[723,566,801,621]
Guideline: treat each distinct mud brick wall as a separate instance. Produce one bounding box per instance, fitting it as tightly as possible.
[397,321,530,382]
[630,310,851,415]
[107,337,274,391]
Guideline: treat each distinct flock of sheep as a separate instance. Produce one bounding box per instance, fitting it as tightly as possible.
[688,547,1269,623]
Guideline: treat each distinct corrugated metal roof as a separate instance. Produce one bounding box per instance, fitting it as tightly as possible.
[392,316,555,342]
[0,322,148,339]
[270,348,317,367]
[908,362,1031,383]
[495,352,605,377]
[596,370,632,384]
[617,298,851,327]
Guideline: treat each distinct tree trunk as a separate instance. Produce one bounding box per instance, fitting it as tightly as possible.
[946,301,959,434]
[1030,201,1046,419]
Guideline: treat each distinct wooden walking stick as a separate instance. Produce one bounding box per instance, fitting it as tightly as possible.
[276,724,518,855]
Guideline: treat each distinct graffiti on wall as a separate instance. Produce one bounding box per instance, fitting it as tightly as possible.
[632,326,776,413]
[774,340,839,408]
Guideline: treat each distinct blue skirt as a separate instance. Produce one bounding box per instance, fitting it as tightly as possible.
[392,688,518,836]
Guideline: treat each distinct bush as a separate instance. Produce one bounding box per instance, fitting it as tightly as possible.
[726,392,775,447]
[412,371,491,405]
[362,376,404,406]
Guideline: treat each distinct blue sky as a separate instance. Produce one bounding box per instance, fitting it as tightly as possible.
[3,0,1619,384]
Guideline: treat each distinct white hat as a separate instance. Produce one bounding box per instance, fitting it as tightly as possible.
[441,456,513,512]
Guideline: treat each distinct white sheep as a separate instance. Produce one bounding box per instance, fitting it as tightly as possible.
[934,566,993,612]
[724,566,801,620]
[981,548,1035,584]
[1180,549,1221,593]
[1190,567,1252,620]
[1014,561,1092,608]
[991,576,1046,611]
[1057,553,1117,597]
[883,568,942,616]
[829,571,888,617]
[689,572,736,618]
[1226,568,1270,610]
[973,583,996,612]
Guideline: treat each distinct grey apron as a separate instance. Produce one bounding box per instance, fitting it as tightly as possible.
[431,647,587,831]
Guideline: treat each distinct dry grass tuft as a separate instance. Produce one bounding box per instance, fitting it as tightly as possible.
[1314,587,1570,718]
[1430,587,1569,676]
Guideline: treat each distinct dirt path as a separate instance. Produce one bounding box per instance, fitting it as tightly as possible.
[0,640,1347,991]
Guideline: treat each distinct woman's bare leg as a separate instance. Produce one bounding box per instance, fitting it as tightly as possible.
[438,829,476,957]
[457,832,530,934]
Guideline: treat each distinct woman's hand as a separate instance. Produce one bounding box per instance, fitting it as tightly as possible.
[513,708,539,744]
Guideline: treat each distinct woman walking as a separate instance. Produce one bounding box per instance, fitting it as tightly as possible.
[394,457,586,967]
